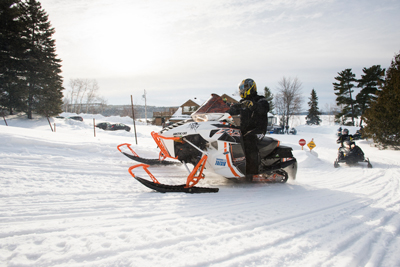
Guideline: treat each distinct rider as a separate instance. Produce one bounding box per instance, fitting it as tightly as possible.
[336,128,354,147]
[228,78,270,180]
[337,128,354,160]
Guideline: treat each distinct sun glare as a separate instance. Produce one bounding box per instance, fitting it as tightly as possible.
[81,4,175,77]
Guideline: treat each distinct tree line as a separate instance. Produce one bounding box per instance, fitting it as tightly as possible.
[262,51,399,149]
[333,65,385,126]
[334,52,400,148]
[0,0,63,119]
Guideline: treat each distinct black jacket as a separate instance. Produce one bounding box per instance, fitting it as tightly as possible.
[228,94,270,136]
[337,134,354,146]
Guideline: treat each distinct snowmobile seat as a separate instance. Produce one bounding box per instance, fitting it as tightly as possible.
[258,137,279,158]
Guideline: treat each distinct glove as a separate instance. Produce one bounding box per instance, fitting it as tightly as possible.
[241,100,254,109]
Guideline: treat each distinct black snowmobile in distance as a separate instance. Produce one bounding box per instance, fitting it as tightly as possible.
[336,127,342,137]
[334,140,372,168]
[352,128,364,140]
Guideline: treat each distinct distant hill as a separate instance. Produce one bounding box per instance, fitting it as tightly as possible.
[65,105,179,119]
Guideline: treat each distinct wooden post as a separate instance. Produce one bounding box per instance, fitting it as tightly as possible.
[93,118,96,137]
[3,116,7,126]
[46,116,54,132]
[131,95,138,145]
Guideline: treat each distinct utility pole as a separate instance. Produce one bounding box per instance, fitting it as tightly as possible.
[143,89,147,124]
[131,95,138,144]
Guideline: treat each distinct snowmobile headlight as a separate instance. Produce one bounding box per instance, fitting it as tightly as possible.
[192,114,209,122]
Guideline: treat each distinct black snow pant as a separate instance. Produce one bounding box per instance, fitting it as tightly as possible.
[243,133,262,176]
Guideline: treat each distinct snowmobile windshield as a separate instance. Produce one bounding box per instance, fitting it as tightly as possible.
[344,140,352,148]
[191,93,230,122]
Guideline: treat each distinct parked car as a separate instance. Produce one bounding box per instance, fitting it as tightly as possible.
[110,123,131,132]
[95,122,112,130]
[68,116,83,121]
[96,122,130,132]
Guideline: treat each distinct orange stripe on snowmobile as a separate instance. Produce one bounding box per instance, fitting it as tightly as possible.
[224,142,240,177]
[128,164,160,184]
[117,143,139,157]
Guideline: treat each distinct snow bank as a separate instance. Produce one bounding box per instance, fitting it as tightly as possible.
[1,113,399,267]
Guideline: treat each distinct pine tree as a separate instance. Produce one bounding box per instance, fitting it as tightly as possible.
[356,65,385,126]
[305,89,322,125]
[333,69,357,125]
[263,86,274,114]
[364,52,400,149]
[21,0,63,119]
[0,0,27,114]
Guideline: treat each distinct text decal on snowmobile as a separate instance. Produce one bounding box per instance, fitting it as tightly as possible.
[215,158,227,166]
[188,122,199,131]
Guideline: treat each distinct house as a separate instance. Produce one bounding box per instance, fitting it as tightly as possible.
[220,94,239,106]
[152,107,179,126]
[180,98,203,115]
[153,94,239,126]
[167,98,205,123]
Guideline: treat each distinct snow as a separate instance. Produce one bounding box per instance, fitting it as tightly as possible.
[1,113,400,267]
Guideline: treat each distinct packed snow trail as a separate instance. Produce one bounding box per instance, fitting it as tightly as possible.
[1,114,400,267]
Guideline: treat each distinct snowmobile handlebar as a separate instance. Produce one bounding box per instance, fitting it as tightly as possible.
[219,113,235,125]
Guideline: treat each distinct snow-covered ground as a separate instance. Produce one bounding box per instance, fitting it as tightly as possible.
[1,113,399,267]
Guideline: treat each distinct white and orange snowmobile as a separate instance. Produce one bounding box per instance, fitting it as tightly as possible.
[118,94,297,193]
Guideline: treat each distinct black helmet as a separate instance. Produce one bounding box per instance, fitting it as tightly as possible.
[342,128,349,135]
[239,79,257,99]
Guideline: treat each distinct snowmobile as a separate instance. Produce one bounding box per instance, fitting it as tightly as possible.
[337,127,342,137]
[334,140,372,168]
[352,129,364,140]
[118,94,297,193]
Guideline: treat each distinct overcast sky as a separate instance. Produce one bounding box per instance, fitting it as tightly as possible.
[39,0,400,110]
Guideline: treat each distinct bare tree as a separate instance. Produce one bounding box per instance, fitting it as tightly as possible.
[274,77,303,128]
[64,79,105,114]
[85,80,99,113]
[324,103,340,125]
[95,96,108,114]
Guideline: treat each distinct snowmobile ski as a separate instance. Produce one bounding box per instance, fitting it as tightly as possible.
[121,152,181,166]
[117,143,181,166]
[134,176,219,193]
[128,163,218,193]
[334,158,372,168]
